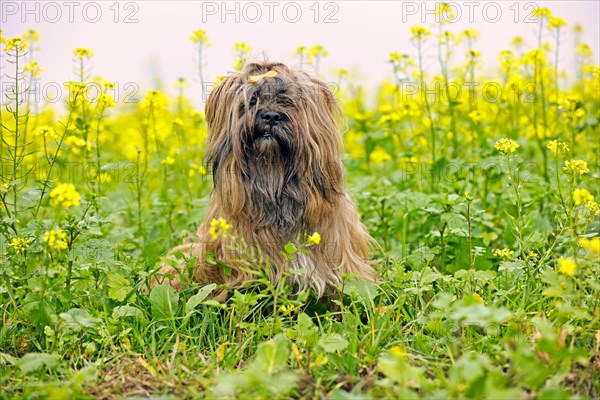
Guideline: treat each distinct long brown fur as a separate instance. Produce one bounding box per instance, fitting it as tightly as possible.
[159,62,376,298]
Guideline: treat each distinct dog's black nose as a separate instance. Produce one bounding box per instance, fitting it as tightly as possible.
[262,111,283,125]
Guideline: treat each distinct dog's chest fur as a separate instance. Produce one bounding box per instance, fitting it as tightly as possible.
[246,149,306,237]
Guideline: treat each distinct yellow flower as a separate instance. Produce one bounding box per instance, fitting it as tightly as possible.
[469,110,482,122]
[23,29,40,43]
[573,188,594,205]
[215,75,226,85]
[174,78,187,90]
[586,201,600,216]
[96,172,112,184]
[468,49,481,58]
[66,81,89,106]
[161,156,175,166]
[464,192,473,202]
[494,248,513,259]
[471,293,485,304]
[72,47,94,59]
[511,36,524,47]
[64,136,92,155]
[549,17,566,29]
[461,29,479,40]
[34,125,59,141]
[9,237,31,254]
[209,218,232,239]
[44,229,68,251]
[436,2,455,18]
[532,7,552,19]
[494,138,520,155]
[96,93,115,108]
[388,52,402,62]
[232,42,252,53]
[3,37,28,53]
[557,97,579,112]
[547,140,569,155]
[389,345,408,360]
[522,48,546,65]
[576,43,592,58]
[410,26,431,41]
[308,45,328,62]
[370,148,392,164]
[190,29,209,45]
[564,160,589,176]
[94,77,115,90]
[140,90,167,111]
[0,29,5,44]
[23,61,42,77]
[307,232,321,246]
[294,45,307,57]
[189,163,207,177]
[49,183,81,208]
[579,238,600,255]
[278,304,294,315]
[557,258,576,276]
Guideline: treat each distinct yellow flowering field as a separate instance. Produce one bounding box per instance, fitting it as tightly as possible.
[1,6,599,399]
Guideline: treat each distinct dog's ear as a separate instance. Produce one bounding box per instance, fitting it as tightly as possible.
[295,75,346,198]
[205,73,241,176]
[205,73,240,131]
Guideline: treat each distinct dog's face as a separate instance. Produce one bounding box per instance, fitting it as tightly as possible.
[240,71,299,160]
[204,62,345,232]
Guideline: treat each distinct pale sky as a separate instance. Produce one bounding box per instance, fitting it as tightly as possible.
[2,1,599,107]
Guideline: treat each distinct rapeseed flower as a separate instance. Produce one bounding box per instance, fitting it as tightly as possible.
[547,140,569,155]
[209,218,232,239]
[307,232,321,246]
[494,248,513,259]
[564,160,589,175]
[44,229,69,250]
[49,183,81,208]
[494,138,520,155]
[10,237,31,254]
[72,47,93,59]
[557,258,576,276]
[573,188,593,205]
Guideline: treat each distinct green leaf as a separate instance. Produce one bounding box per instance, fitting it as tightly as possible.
[107,273,133,302]
[149,284,179,320]
[450,302,512,325]
[405,246,437,271]
[295,312,319,346]
[538,387,570,400]
[343,280,380,304]
[17,353,61,374]
[112,305,146,322]
[284,242,297,255]
[378,351,424,388]
[185,283,217,314]
[441,212,467,231]
[22,292,55,326]
[448,237,494,272]
[318,333,349,353]
[59,308,100,330]
[0,352,18,366]
[253,334,290,374]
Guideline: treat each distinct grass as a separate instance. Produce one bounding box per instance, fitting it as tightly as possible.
[1,9,599,399]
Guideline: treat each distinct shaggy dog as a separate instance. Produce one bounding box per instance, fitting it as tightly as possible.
[157,62,376,299]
